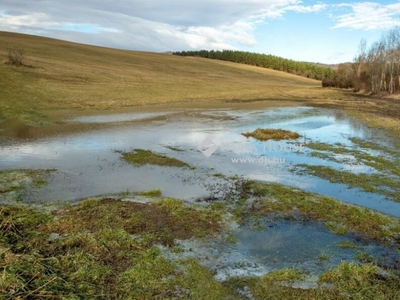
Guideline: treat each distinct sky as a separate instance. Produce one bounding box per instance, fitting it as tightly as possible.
[1,0,400,64]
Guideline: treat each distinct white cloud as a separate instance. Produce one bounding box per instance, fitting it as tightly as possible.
[287,3,327,13]
[0,0,329,52]
[333,2,400,30]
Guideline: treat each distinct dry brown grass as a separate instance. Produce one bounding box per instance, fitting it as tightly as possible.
[1,31,399,144]
[0,31,324,124]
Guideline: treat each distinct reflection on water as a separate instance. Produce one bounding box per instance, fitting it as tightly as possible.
[0,106,399,217]
[236,220,400,272]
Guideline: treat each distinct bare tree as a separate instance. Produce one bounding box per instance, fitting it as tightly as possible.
[353,39,367,91]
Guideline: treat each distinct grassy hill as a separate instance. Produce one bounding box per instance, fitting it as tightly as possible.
[0,31,342,124]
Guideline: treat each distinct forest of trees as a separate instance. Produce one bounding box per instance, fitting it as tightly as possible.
[173,50,335,81]
[324,27,400,95]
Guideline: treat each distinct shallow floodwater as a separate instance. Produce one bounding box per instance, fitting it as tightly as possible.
[2,104,400,281]
[162,219,400,281]
[1,105,399,216]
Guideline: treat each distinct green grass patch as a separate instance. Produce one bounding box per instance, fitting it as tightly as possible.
[118,149,193,168]
[138,188,162,197]
[242,128,300,141]
[243,262,400,299]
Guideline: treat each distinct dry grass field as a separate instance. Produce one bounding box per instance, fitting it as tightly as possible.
[0,31,327,122]
[1,31,399,140]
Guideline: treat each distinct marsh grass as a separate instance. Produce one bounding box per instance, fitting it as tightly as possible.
[337,240,360,249]
[240,181,400,246]
[242,128,300,141]
[295,164,400,201]
[306,141,400,176]
[2,182,400,298]
[118,149,193,168]
[0,197,226,299]
[240,261,400,299]
[0,169,55,204]
[138,188,162,197]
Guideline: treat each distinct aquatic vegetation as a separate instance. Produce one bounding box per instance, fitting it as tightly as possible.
[294,164,400,201]
[118,149,193,168]
[0,169,54,193]
[337,241,360,249]
[0,169,55,203]
[306,141,400,176]
[242,128,300,141]
[237,181,400,246]
[138,188,162,197]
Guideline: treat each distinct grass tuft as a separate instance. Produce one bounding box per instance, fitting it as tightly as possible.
[118,149,192,168]
[242,128,301,141]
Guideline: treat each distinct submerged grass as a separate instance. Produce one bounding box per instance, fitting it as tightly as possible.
[306,141,400,176]
[0,169,55,203]
[241,181,400,246]
[118,149,193,168]
[0,169,54,193]
[242,128,300,141]
[295,164,400,202]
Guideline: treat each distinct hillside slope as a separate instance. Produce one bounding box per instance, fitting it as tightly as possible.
[0,31,332,124]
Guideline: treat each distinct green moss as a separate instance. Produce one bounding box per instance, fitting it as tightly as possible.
[118,149,193,168]
[242,128,300,141]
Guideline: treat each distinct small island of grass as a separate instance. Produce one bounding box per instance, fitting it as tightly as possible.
[119,149,192,168]
[242,128,300,141]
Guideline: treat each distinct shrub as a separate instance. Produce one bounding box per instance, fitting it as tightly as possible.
[5,48,25,66]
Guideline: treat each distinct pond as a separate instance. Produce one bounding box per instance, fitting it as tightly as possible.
[2,103,400,282]
[1,105,399,217]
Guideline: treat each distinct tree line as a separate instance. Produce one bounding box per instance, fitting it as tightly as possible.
[323,27,400,94]
[173,50,335,81]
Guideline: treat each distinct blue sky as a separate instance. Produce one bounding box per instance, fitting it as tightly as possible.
[1,1,399,64]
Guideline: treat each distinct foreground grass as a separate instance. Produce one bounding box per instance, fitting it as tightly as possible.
[2,181,400,298]
[233,262,400,300]
[242,128,300,141]
[0,197,227,299]
[118,149,193,168]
